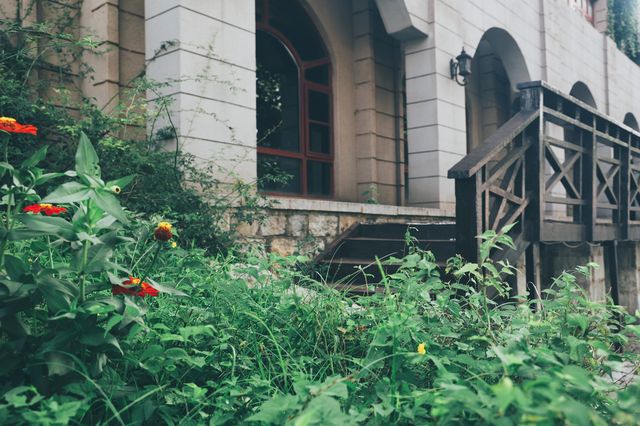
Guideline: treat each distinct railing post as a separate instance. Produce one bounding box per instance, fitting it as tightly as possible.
[584,116,597,241]
[621,134,631,240]
[455,175,482,263]
[523,85,543,243]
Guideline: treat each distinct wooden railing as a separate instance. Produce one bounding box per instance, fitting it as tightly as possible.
[448,81,640,264]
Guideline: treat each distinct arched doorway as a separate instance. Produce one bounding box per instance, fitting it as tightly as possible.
[255,0,333,197]
[624,113,639,131]
[465,28,530,151]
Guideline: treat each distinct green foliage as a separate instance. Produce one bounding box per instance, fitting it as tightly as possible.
[0,131,185,401]
[608,0,640,64]
[2,132,638,425]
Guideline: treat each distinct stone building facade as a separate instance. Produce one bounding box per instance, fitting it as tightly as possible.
[143,0,640,211]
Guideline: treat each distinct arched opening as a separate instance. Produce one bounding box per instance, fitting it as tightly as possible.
[465,28,530,151]
[624,112,639,131]
[255,0,333,197]
[564,82,597,149]
[569,81,597,108]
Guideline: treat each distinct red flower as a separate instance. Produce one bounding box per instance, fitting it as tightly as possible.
[111,276,159,297]
[0,117,37,135]
[23,203,67,216]
[154,221,173,242]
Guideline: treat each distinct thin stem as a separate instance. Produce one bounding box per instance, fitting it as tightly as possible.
[47,235,54,269]
[139,243,162,284]
[79,240,90,303]
[0,192,12,267]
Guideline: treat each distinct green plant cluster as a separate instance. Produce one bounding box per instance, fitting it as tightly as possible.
[1,132,639,425]
[608,0,640,64]
[0,6,271,255]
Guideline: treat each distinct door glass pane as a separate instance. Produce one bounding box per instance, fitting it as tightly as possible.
[307,161,331,196]
[308,90,329,123]
[305,64,329,85]
[256,31,300,152]
[258,155,301,194]
[309,123,330,154]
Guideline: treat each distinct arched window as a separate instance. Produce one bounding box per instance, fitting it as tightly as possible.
[256,0,332,197]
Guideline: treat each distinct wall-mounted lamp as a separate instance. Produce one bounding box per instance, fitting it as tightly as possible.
[450,47,472,86]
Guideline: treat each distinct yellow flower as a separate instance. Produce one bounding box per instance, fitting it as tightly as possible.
[170,241,177,248]
[417,343,426,355]
[157,221,172,231]
[0,117,16,124]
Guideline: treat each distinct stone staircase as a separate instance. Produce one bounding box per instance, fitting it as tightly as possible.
[313,222,456,294]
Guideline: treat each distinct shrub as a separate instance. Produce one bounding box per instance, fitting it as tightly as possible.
[0,11,271,255]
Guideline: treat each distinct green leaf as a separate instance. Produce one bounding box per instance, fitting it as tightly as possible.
[308,377,349,399]
[4,255,28,281]
[79,331,123,354]
[42,181,91,203]
[7,229,50,241]
[75,131,101,178]
[491,376,515,414]
[178,325,215,341]
[247,394,301,424]
[147,278,187,296]
[36,275,78,313]
[105,174,135,190]
[3,386,43,408]
[35,170,76,186]
[21,145,47,168]
[567,313,589,334]
[0,161,14,173]
[17,214,76,240]
[454,262,479,277]
[83,243,114,273]
[92,189,129,225]
[165,347,189,360]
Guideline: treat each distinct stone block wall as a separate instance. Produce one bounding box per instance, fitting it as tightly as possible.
[235,197,454,257]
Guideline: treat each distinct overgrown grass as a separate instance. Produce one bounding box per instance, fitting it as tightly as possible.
[3,237,639,425]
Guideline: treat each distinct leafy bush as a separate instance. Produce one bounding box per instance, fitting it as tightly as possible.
[0,11,271,255]
[1,131,638,424]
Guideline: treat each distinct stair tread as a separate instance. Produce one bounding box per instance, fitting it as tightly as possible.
[328,283,386,294]
[345,237,456,242]
[314,222,458,293]
[320,257,447,266]
[321,257,400,264]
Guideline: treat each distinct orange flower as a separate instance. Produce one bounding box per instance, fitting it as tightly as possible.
[23,203,67,216]
[154,221,173,242]
[112,276,159,297]
[0,117,37,135]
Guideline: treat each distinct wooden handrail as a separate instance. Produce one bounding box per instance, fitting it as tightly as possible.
[448,109,539,179]
[519,81,640,139]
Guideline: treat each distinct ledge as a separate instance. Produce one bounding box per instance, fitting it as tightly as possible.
[266,197,455,218]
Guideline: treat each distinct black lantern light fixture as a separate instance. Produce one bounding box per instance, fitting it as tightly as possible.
[450,47,472,86]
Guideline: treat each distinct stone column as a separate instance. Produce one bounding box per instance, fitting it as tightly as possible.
[403,0,465,210]
[81,0,120,110]
[145,0,256,185]
[617,242,640,314]
[541,243,607,302]
[353,0,380,203]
